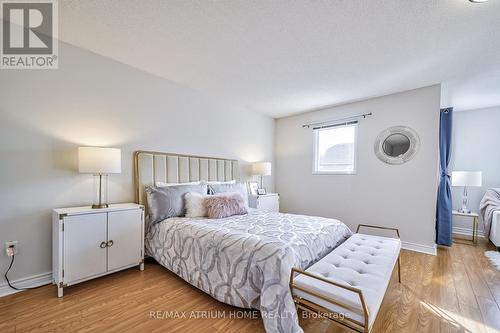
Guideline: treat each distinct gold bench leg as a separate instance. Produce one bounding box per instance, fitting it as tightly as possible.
[397,255,401,283]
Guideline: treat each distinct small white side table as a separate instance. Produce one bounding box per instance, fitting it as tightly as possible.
[452,210,479,245]
[248,193,279,212]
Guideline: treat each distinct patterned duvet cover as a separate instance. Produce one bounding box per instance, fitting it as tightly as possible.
[146,209,352,333]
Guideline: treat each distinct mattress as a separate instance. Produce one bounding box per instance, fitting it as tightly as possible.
[145,209,352,333]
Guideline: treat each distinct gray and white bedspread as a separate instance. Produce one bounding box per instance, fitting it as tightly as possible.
[145,209,352,333]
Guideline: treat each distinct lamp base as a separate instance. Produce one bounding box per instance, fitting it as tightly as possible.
[92,203,109,209]
[459,187,471,214]
[92,174,109,209]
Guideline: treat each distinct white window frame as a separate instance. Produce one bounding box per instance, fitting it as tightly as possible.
[312,123,358,175]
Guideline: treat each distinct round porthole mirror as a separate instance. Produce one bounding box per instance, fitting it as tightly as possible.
[375,126,420,164]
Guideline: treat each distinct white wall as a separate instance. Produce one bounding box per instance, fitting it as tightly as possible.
[275,85,441,252]
[0,42,275,284]
[450,106,500,236]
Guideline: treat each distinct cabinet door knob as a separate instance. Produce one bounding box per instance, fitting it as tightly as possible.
[107,240,114,247]
[99,241,107,249]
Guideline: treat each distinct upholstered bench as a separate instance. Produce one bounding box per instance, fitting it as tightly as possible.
[290,224,401,333]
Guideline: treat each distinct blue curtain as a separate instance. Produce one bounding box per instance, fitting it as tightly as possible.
[436,107,453,246]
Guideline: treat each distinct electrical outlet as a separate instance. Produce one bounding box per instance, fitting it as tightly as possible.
[6,240,18,256]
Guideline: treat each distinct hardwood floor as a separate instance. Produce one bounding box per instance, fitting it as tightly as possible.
[1,239,499,333]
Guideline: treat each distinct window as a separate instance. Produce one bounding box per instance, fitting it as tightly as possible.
[313,122,358,174]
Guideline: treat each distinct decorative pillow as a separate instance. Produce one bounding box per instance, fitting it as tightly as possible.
[201,180,236,185]
[145,184,207,224]
[202,180,236,195]
[205,193,248,219]
[156,181,200,187]
[208,183,249,206]
[185,192,207,218]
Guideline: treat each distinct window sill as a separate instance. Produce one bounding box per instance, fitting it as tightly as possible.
[312,171,357,175]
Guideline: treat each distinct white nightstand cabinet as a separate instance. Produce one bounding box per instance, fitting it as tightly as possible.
[52,203,144,297]
[249,193,280,212]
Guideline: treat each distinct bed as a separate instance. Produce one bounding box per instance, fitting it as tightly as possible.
[135,151,352,333]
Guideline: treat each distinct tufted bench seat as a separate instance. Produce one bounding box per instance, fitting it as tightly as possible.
[290,224,401,333]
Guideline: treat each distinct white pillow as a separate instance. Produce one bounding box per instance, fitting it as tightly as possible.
[185,192,207,218]
[201,180,236,185]
[156,181,200,187]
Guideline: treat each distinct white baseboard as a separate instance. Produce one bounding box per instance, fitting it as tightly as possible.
[0,271,52,297]
[402,241,437,256]
[453,226,485,238]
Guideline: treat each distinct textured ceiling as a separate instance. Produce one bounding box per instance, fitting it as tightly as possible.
[58,0,500,117]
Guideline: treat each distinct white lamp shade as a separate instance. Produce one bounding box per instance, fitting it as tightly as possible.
[451,171,482,187]
[252,162,272,176]
[78,147,121,174]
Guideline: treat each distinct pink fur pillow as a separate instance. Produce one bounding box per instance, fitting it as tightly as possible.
[205,192,248,219]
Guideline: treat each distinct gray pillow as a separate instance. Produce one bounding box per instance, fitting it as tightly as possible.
[145,184,208,224]
[208,183,249,207]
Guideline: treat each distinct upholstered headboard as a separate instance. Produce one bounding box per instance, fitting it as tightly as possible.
[134,151,240,205]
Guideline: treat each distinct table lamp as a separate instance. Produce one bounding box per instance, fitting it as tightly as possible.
[451,171,482,213]
[78,147,121,209]
[252,162,272,191]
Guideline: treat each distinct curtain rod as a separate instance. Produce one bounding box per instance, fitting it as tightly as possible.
[302,112,373,129]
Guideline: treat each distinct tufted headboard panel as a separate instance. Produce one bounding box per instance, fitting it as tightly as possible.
[134,151,240,205]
